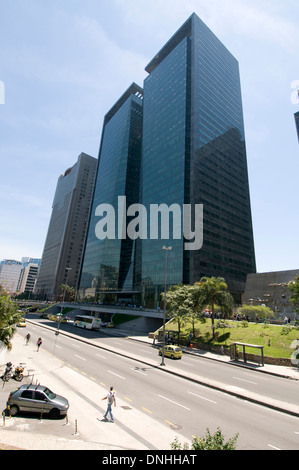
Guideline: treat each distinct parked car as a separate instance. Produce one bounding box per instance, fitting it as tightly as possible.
[7,384,69,419]
[159,345,182,359]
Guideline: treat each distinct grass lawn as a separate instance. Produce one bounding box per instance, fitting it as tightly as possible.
[163,318,299,359]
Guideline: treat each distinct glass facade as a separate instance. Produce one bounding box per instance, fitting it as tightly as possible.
[138,38,189,307]
[78,13,256,306]
[191,15,256,301]
[78,84,143,303]
[140,13,255,306]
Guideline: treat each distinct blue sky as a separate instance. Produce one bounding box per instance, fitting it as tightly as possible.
[0,0,298,274]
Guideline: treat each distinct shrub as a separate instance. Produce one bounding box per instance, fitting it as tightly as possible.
[171,428,239,450]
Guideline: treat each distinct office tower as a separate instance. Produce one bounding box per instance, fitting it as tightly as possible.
[35,153,97,300]
[78,13,256,306]
[140,13,255,306]
[18,263,39,294]
[0,259,23,293]
[78,84,143,301]
[295,111,299,142]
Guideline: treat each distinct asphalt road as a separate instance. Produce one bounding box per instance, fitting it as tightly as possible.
[22,318,299,450]
[37,316,299,407]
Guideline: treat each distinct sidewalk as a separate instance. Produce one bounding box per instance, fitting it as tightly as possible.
[0,332,192,451]
[130,335,299,381]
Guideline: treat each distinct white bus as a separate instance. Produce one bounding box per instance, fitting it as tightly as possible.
[74,315,101,330]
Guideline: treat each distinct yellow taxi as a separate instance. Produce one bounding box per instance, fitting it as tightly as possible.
[159,345,182,359]
[17,319,26,327]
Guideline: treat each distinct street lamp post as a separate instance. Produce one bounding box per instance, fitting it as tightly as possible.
[161,246,172,366]
[57,267,72,334]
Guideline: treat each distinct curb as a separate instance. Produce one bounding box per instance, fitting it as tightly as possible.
[26,319,299,418]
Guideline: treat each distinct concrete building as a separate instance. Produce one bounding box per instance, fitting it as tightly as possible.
[243,269,299,318]
[17,263,39,294]
[0,260,23,293]
[35,153,97,300]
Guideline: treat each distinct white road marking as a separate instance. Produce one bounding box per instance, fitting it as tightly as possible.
[75,355,86,361]
[96,353,107,359]
[107,370,126,379]
[131,368,147,376]
[158,395,191,410]
[233,376,258,385]
[268,444,281,450]
[188,391,217,404]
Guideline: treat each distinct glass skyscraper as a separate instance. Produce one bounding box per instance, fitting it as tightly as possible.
[78,13,256,306]
[79,84,143,301]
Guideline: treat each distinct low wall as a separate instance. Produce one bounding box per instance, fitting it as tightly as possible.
[149,334,294,367]
[192,341,293,366]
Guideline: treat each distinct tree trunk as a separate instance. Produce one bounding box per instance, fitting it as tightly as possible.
[211,303,215,339]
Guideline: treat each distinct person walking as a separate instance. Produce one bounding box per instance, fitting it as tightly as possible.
[25,333,31,345]
[37,337,42,351]
[102,386,116,422]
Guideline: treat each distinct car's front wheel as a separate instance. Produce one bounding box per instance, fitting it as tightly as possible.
[9,404,19,416]
[49,408,60,419]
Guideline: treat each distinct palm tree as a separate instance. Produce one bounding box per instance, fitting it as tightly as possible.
[187,285,204,338]
[194,277,234,339]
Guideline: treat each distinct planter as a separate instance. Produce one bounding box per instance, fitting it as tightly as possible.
[193,341,293,366]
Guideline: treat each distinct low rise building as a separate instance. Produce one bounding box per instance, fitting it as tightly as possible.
[244,269,299,319]
[0,260,23,293]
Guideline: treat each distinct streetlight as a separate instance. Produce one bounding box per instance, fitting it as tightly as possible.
[56,267,72,335]
[62,267,72,305]
[160,246,172,366]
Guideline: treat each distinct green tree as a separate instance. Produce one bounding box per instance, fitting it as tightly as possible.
[163,284,193,344]
[59,284,76,302]
[288,276,299,313]
[188,284,205,337]
[171,427,239,450]
[0,286,23,350]
[194,277,234,339]
[238,304,274,321]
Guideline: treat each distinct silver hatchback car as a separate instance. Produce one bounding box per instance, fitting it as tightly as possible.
[7,384,69,419]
